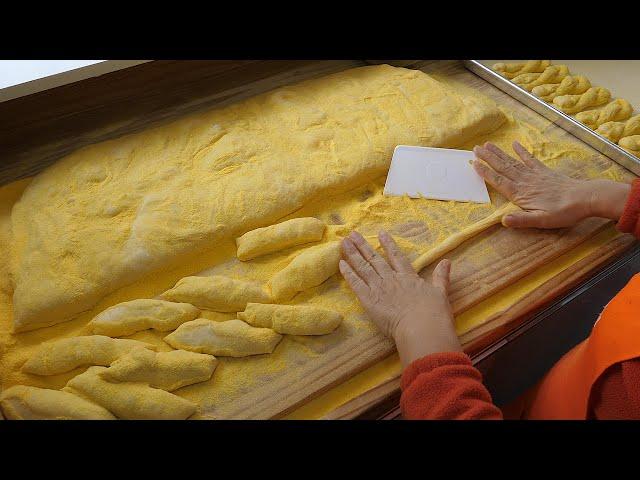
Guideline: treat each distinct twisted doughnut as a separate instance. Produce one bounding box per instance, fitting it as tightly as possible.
[622,115,640,137]
[492,60,550,79]
[595,115,640,143]
[596,122,626,142]
[552,87,611,114]
[532,75,591,101]
[619,135,640,157]
[512,65,569,91]
[575,99,633,129]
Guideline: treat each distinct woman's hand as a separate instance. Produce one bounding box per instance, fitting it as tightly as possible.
[473,141,630,228]
[339,231,462,367]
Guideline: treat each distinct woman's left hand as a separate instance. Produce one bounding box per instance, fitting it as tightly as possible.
[340,231,462,367]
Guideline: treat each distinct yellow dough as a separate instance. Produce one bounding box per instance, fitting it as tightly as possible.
[512,65,569,91]
[9,64,505,332]
[269,241,342,302]
[532,75,591,102]
[89,298,200,337]
[574,99,633,129]
[64,366,197,420]
[236,217,326,261]
[596,116,640,143]
[99,347,218,391]
[552,87,611,114]
[492,60,551,79]
[164,319,283,357]
[622,115,640,138]
[160,275,271,312]
[412,203,521,272]
[0,385,116,420]
[619,135,640,157]
[22,335,156,376]
[596,121,627,143]
[238,303,343,335]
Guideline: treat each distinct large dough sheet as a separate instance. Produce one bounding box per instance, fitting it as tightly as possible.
[9,65,505,332]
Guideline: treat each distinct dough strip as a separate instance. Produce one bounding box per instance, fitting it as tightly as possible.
[412,202,520,272]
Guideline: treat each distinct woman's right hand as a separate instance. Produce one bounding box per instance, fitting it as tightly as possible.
[473,141,630,229]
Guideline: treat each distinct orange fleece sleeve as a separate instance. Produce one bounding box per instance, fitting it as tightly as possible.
[400,352,503,420]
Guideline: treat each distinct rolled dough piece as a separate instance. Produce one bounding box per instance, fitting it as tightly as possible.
[575,99,633,129]
[11,65,506,333]
[89,299,200,337]
[0,385,116,420]
[22,335,156,376]
[512,65,569,91]
[238,303,343,335]
[553,87,611,114]
[64,366,197,420]
[596,121,627,143]
[532,75,591,102]
[160,275,270,312]
[164,319,283,357]
[99,347,217,391]
[619,135,640,157]
[268,241,342,302]
[492,60,550,79]
[236,217,326,261]
[596,115,640,143]
[412,203,521,272]
[622,115,640,138]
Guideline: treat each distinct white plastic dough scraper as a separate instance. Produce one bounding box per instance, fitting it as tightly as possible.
[383,145,490,203]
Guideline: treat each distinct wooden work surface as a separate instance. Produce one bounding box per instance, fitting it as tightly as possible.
[2,60,637,419]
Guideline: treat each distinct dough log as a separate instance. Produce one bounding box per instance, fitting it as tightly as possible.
[532,75,591,102]
[575,99,633,129]
[164,319,283,357]
[492,60,550,79]
[160,275,271,312]
[64,366,197,420]
[552,87,611,114]
[238,303,343,335]
[0,385,115,420]
[89,299,200,337]
[236,217,326,261]
[412,203,521,272]
[22,335,156,376]
[268,241,342,302]
[100,347,218,391]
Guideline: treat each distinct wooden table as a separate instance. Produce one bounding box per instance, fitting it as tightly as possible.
[2,60,637,419]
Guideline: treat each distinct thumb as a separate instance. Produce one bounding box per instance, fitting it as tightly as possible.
[432,259,451,296]
[502,210,550,229]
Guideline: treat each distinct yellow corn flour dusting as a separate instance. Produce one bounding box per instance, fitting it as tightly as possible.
[0,65,634,419]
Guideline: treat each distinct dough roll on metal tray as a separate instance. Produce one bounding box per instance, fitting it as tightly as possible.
[9,64,505,332]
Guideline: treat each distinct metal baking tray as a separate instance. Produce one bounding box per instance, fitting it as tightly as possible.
[463,60,640,176]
